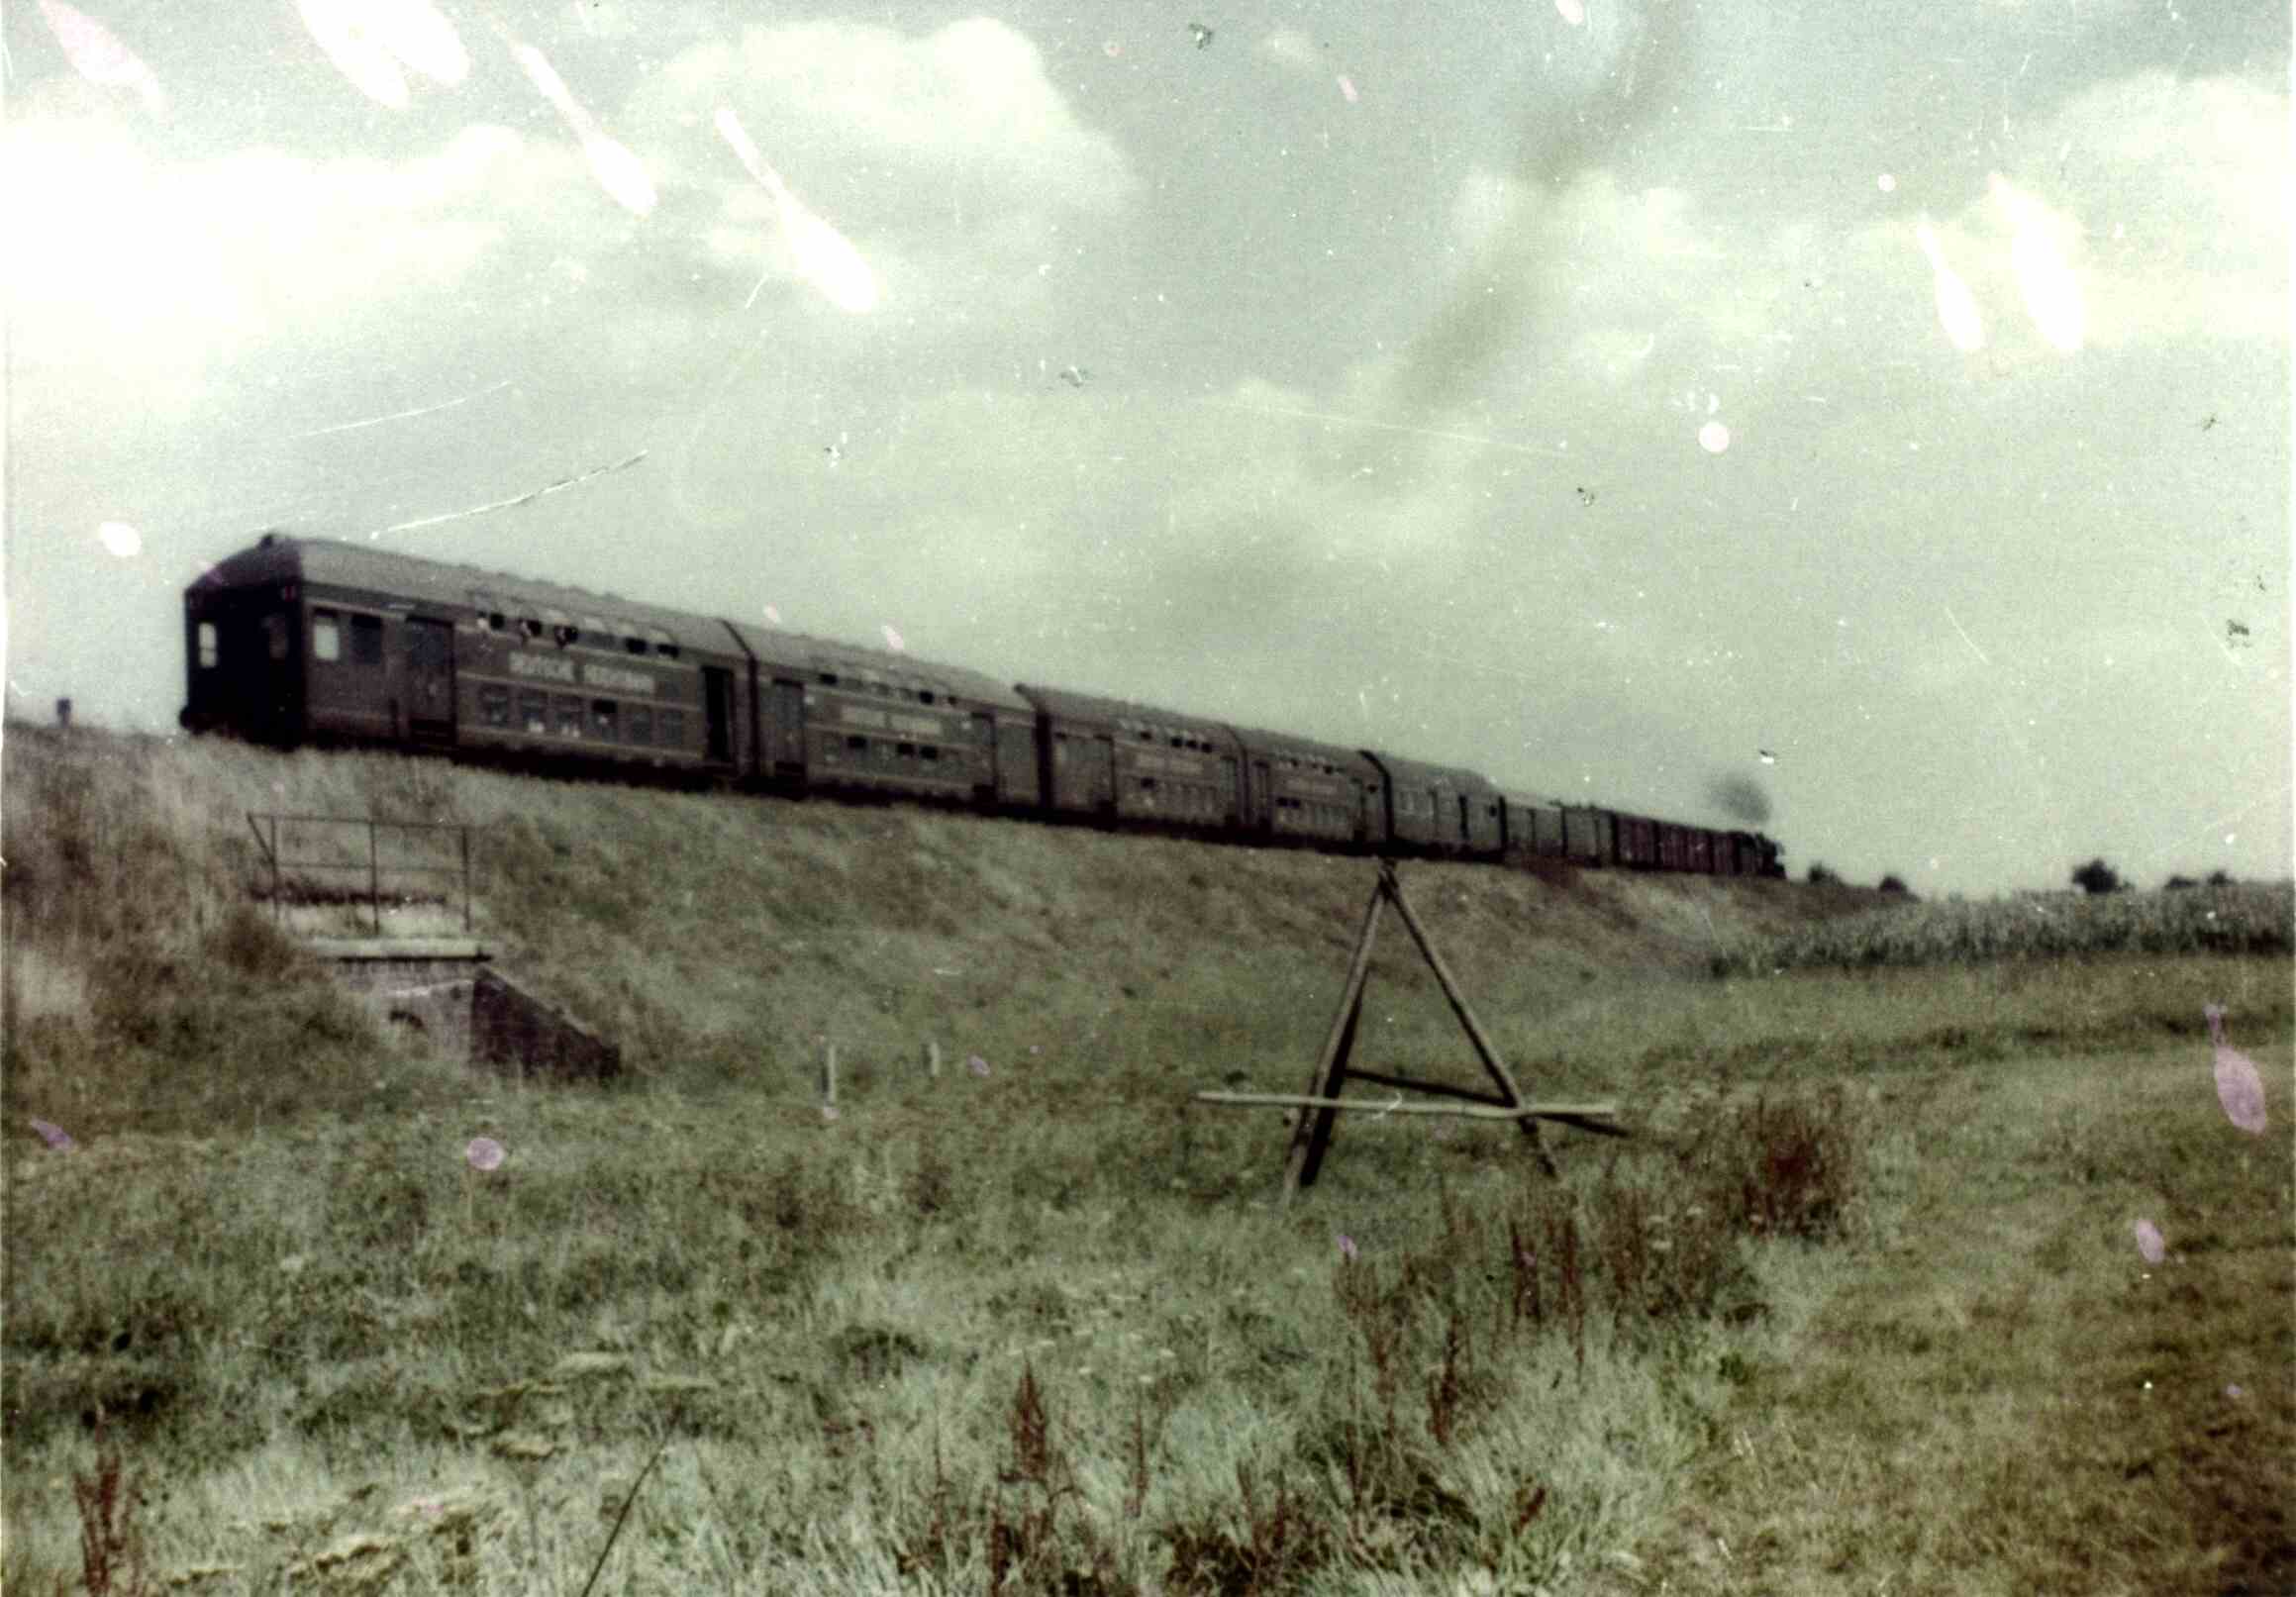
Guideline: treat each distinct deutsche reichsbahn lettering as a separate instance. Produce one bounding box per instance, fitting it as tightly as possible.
[837,703,944,738]
[583,663,656,696]
[508,652,577,684]
[505,652,656,696]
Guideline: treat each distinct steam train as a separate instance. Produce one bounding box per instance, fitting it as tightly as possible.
[181,535,1784,877]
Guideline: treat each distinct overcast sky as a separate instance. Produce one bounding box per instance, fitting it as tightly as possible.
[5,0,2288,895]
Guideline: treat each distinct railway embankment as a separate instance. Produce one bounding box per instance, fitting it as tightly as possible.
[3,721,1871,1135]
[5,722,2288,1595]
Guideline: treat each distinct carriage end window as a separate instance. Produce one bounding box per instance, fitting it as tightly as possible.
[263,612,289,660]
[313,610,342,662]
[196,621,218,669]
[350,614,383,665]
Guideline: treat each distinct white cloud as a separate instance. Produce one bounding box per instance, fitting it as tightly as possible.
[2,108,526,409]
[1994,72,2285,349]
[657,18,1133,215]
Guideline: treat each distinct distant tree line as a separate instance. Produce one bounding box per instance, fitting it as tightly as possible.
[2074,859,2236,895]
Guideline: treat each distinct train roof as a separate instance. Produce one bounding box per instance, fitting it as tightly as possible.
[1223,721,1381,782]
[1014,684,1242,746]
[195,536,741,655]
[724,622,1029,713]
[194,537,1030,707]
[1361,751,1498,795]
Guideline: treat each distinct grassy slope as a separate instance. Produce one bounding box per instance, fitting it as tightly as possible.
[4,726,2289,1595]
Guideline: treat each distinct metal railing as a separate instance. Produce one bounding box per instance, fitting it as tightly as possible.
[247,813,473,935]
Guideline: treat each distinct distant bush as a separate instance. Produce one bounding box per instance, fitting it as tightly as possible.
[1710,880,2294,974]
[2165,874,2199,892]
[1806,862,1841,885]
[2070,857,2125,896]
[2209,869,2234,886]
[1876,874,1914,897]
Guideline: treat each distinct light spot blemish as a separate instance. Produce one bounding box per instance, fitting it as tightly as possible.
[509,33,655,214]
[37,0,167,115]
[1698,421,1730,453]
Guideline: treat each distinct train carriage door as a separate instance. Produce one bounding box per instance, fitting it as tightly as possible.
[405,618,455,743]
[969,711,1000,801]
[703,666,735,763]
[767,678,806,776]
[1251,759,1272,833]
[1220,755,1240,825]
[1091,735,1117,814]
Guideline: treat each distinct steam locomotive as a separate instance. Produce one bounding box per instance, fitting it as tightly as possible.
[181,534,1784,876]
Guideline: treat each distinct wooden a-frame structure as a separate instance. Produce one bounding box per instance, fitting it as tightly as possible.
[1193,858,1623,1201]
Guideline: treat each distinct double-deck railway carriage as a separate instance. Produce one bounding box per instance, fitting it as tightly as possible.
[183,536,1791,882]
[183,536,745,774]
[1226,724,1382,847]
[726,624,1039,806]
[1015,684,1242,830]
[1365,752,1503,856]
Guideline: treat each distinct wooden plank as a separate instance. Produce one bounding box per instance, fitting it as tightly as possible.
[1338,1066,1512,1107]
[1283,878,1384,1200]
[1198,1090,1621,1124]
[1378,861,1557,1177]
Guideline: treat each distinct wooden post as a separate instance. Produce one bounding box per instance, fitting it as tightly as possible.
[1283,875,1385,1203]
[926,1039,942,1078]
[368,821,383,937]
[1378,861,1556,1177]
[821,1043,839,1109]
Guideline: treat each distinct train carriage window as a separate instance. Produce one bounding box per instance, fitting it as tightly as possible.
[896,742,915,759]
[485,611,508,632]
[519,617,543,641]
[652,634,679,659]
[625,635,649,656]
[480,685,511,727]
[847,734,868,750]
[919,690,936,705]
[554,695,583,738]
[590,700,618,740]
[196,622,218,669]
[350,614,383,665]
[628,705,652,743]
[922,746,939,762]
[553,624,578,648]
[519,690,548,733]
[263,612,289,660]
[659,709,685,746]
[819,672,840,686]
[313,610,342,662]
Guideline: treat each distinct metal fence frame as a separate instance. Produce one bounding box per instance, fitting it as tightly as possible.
[247,812,472,935]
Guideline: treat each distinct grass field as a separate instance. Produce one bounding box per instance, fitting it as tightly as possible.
[4,728,2289,1594]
